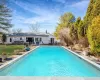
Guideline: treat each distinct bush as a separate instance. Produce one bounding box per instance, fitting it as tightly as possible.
[87,16,100,55]
[59,28,73,46]
[79,37,89,48]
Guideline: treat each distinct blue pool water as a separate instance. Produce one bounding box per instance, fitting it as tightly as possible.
[0,46,100,76]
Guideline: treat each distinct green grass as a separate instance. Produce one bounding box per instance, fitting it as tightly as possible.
[0,45,24,55]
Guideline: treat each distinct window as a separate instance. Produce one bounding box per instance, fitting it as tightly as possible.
[35,38,38,42]
[40,38,42,42]
[20,37,22,40]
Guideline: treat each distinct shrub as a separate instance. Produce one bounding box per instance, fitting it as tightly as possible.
[79,37,89,48]
[87,16,100,55]
[59,28,73,46]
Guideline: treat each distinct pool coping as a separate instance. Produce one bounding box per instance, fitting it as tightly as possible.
[0,46,100,75]
[62,46,100,70]
[0,46,39,70]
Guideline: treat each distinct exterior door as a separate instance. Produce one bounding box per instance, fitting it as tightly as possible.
[50,38,54,44]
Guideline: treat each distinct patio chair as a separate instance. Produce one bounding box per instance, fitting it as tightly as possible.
[25,47,30,51]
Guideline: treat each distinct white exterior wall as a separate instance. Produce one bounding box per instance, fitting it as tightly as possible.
[6,35,55,44]
[33,36,49,44]
[12,37,26,42]
[41,36,49,44]
[49,35,55,43]
[6,37,12,44]
[6,36,26,44]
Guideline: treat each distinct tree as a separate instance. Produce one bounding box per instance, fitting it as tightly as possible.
[87,16,100,55]
[54,12,75,39]
[0,32,2,43]
[79,37,89,48]
[60,12,75,28]
[93,0,100,17]
[75,17,81,28]
[0,4,12,31]
[84,0,100,34]
[71,17,81,40]
[29,23,40,33]
[2,33,6,44]
[70,23,78,44]
[54,24,63,39]
[84,0,96,26]
[78,20,85,39]
[59,28,73,46]
[12,28,22,33]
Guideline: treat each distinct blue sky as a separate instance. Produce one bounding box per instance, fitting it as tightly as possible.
[8,0,90,33]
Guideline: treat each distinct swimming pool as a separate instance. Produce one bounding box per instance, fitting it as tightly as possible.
[0,46,100,76]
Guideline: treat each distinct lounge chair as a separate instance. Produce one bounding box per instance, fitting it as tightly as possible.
[25,47,30,51]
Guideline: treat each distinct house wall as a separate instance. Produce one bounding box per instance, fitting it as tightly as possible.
[6,37,11,43]
[6,36,54,44]
[40,36,50,44]
[26,36,50,44]
[6,36,26,44]
[49,35,55,44]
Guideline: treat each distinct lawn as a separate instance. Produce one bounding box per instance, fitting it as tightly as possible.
[0,45,25,55]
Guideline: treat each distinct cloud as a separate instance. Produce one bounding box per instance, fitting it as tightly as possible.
[52,0,66,4]
[12,10,26,24]
[9,0,90,33]
[24,15,59,24]
[70,0,89,11]
[11,0,60,24]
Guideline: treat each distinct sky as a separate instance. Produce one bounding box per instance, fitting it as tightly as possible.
[7,0,90,33]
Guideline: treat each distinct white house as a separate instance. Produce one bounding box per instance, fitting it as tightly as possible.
[6,32,55,45]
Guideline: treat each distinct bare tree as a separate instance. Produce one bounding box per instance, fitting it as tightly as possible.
[12,28,22,33]
[29,23,40,33]
[59,28,73,46]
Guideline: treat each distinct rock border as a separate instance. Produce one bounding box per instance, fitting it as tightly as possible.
[62,46,100,70]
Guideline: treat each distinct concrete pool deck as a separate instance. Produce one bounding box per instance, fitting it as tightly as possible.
[0,46,39,70]
[0,46,100,76]
[62,46,100,70]
[0,77,100,80]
